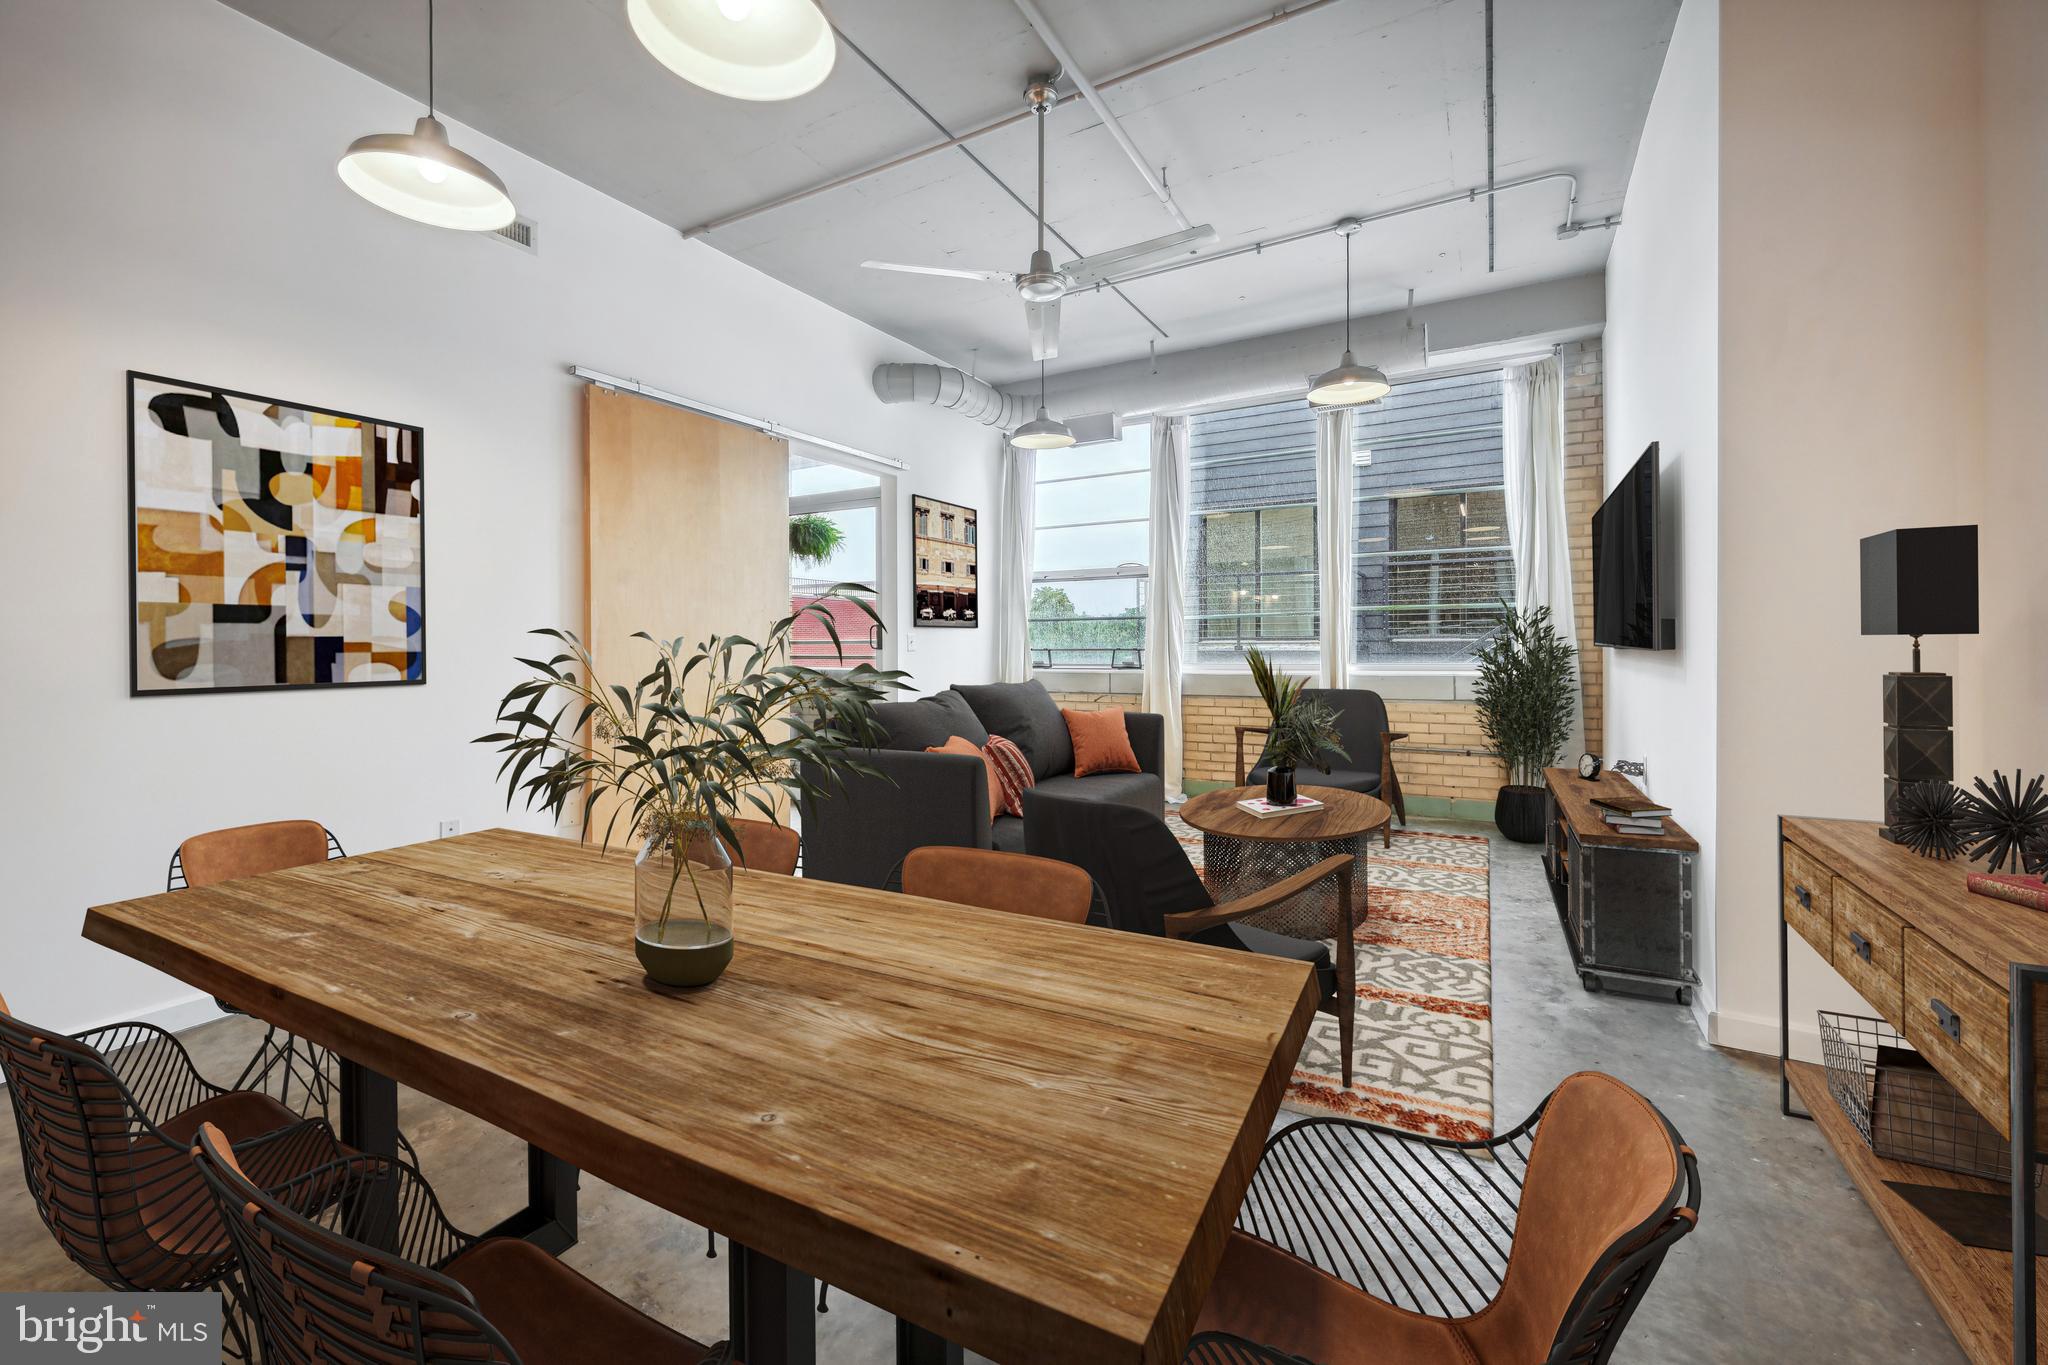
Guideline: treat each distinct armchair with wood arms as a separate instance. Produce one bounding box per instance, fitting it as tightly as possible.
[1238,687,1407,847]
[1023,790,1360,1087]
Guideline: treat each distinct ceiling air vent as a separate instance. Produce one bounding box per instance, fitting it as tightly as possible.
[491,216,537,253]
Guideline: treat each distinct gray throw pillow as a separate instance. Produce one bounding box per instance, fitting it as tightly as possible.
[865,689,990,752]
[951,679,1073,780]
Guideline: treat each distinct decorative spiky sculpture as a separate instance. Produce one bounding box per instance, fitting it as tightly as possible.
[1958,770,2048,876]
[1891,780,1969,861]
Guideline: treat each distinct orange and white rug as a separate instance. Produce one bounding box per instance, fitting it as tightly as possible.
[1169,816,1494,1142]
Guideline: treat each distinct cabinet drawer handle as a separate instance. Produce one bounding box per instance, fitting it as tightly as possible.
[1794,883,1812,910]
[1848,929,1871,961]
[1931,997,1962,1043]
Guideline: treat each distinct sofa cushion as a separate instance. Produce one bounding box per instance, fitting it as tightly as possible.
[990,814,1028,853]
[869,689,989,752]
[926,736,1001,823]
[952,680,1072,780]
[984,734,1035,818]
[1031,769,1164,818]
[1063,708,1141,777]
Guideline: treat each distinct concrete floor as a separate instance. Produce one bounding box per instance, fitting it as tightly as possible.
[0,821,1968,1363]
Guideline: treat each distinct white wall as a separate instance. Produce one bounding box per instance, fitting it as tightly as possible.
[1712,0,1988,1058]
[1601,0,1720,1032]
[0,0,999,1035]
[1959,0,2048,778]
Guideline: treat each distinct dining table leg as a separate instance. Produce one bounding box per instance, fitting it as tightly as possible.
[729,1243,816,1365]
[895,1319,964,1364]
[337,1057,579,1254]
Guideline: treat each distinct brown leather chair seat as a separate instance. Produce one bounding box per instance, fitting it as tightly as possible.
[446,1237,714,1364]
[1197,1231,1478,1365]
[156,1089,304,1147]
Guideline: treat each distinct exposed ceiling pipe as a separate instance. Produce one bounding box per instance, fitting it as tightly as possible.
[1087,171,1590,290]
[830,27,1168,341]
[677,0,1350,239]
[1009,0,1191,230]
[872,362,1034,431]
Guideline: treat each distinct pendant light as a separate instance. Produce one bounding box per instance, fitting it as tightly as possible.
[338,0,515,231]
[627,0,836,102]
[1306,220,1390,408]
[1010,360,1075,450]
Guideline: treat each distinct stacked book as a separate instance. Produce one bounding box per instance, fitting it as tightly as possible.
[1592,795,1672,835]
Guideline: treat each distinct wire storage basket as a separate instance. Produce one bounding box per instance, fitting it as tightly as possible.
[1818,1011,2009,1181]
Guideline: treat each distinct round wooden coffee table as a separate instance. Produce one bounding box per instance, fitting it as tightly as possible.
[1179,785,1392,940]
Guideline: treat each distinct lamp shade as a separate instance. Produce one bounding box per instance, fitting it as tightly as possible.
[1859,525,1979,637]
[626,0,836,102]
[1305,351,1390,408]
[1009,408,1075,450]
[338,116,515,231]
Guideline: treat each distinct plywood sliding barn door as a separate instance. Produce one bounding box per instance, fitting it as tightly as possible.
[584,385,788,845]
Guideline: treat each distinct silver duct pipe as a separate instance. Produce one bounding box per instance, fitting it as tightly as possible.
[872,362,1035,431]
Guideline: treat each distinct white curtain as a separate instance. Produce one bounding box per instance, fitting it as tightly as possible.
[1143,416,1190,800]
[995,437,1035,683]
[1502,355,1585,755]
[1314,407,1356,689]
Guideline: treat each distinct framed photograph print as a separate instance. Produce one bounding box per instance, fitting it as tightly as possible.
[128,372,425,694]
[910,494,977,627]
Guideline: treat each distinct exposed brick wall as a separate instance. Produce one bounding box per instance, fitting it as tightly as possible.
[1562,338,1605,750]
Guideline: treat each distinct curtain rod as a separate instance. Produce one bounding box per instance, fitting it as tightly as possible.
[568,366,907,472]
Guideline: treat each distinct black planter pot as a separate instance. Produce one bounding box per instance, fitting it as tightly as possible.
[1265,765,1298,806]
[1495,784,1547,843]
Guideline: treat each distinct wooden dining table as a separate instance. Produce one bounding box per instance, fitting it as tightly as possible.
[83,827,1318,1365]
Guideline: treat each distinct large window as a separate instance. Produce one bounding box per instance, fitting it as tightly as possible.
[1029,422,1150,669]
[1185,370,1512,672]
[788,452,882,668]
[1187,401,1320,669]
[1351,370,1512,666]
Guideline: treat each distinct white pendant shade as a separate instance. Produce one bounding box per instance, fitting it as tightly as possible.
[1306,351,1391,408]
[627,0,836,102]
[1010,407,1075,450]
[338,116,515,231]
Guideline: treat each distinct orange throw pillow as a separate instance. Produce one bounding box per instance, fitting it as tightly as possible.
[1062,708,1141,777]
[927,736,1002,823]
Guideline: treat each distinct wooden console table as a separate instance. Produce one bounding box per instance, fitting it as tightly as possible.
[1779,815,2048,1365]
[1542,768,1699,999]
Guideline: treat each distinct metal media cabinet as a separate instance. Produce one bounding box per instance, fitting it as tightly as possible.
[1541,767,1699,1001]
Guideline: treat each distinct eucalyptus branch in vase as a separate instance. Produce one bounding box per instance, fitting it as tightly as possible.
[475,585,906,984]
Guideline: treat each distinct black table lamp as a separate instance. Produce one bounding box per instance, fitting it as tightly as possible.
[1860,525,1979,840]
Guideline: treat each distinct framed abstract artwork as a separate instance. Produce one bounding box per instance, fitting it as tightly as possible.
[910,493,977,626]
[128,372,426,694]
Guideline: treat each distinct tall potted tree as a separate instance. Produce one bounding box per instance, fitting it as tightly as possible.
[1472,603,1577,843]
[477,588,904,987]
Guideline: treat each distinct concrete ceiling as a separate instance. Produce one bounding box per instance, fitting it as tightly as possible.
[220,0,1679,383]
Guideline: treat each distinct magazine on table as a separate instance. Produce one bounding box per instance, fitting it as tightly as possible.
[1236,795,1325,819]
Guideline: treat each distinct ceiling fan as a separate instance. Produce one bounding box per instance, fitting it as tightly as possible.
[861,79,1216,361]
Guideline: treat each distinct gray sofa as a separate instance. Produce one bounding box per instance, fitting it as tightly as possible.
[799,679,1165,888]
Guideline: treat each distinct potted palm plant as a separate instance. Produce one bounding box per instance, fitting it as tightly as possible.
[1246,646,1346,806]
[1472,603,1577,843]
[477,588,904,988]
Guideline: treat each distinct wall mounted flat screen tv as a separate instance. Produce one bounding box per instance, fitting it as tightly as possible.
[1592,444,1675,649]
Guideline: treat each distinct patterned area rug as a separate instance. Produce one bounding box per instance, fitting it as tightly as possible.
[1168,812,1494,1142]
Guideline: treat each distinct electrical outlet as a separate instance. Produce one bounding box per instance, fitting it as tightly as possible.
[438,820,460,839]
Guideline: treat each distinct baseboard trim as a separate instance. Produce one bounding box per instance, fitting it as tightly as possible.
[1712,1006,1822,1065]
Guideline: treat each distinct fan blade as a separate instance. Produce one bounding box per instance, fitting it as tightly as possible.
[860,260,1016,285]
[1059,224,1219,288]
[1026,298,1061,361]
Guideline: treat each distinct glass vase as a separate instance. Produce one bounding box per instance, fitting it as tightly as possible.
[633,826,735,987]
